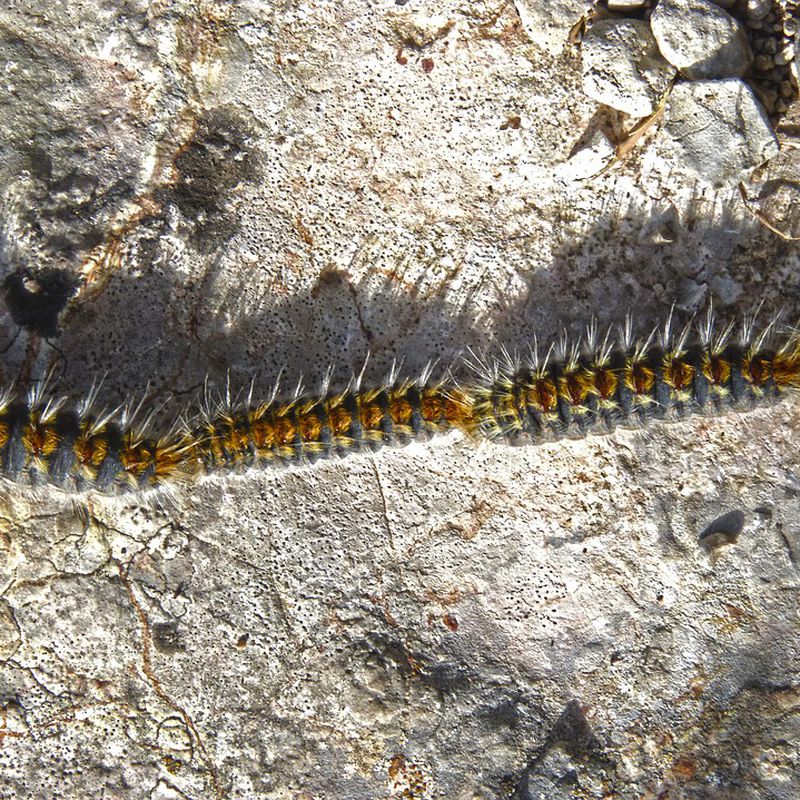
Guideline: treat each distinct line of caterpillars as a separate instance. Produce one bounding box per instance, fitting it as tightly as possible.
[1,312,798,494]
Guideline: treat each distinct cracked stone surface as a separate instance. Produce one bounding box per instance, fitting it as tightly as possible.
[0,1,799,799]
[662,78,780,187]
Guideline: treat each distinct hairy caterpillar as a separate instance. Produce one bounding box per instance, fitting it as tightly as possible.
[1,310,798,495]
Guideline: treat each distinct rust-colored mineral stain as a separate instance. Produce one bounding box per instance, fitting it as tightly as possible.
[442,614,459,632]
[295,216,313,246]
[672,753,697,780]
[388,754,406,779]
[162,755,183,775]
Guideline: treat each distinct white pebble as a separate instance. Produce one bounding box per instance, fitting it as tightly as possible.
[582,18,676,117]
[746,0,772,20]
[651,0,754,79]
[775,43,795,66]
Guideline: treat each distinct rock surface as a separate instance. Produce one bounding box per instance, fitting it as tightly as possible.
[794,31,800,86]
[559,128,617,180]
[582,19,676,116]
[512,0,590,54]
[607,0,648,9]
[745,0,773,18]
[651,0,754,79]
[0,1,798,799]
[663,79,779,186]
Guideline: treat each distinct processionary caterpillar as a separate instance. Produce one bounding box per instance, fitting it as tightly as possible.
[1,310,798,495]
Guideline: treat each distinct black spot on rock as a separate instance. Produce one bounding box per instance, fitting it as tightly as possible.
[511,700,614,799]
[549,700,602,758]
[168,108,256,252]
[2,267,79,338]
[152,622,184,655]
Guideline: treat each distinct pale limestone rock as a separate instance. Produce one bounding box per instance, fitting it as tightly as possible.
[664,79,779,185]
[651,0,754,79]
[558,128,616,180]
[513,0,590,54]
[746,0,773,19]
[608,0,647,10]
[388,9,454,49]
[794,32,800,86]
[0,0,799,798]
[582,18,676,116]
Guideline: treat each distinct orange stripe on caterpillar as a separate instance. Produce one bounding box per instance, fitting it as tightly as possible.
[0,310,798,493]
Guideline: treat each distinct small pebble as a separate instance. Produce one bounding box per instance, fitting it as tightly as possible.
[746,0,772,19]
[699,510,745,550]
[757,86,779,112]
[754,54,773,70]
[582,18,675,116]
[651,0,753,79]
[607,0,647,9]
[775,43,795,65]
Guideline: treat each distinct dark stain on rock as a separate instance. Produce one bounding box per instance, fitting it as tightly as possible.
[152,621,184,655]
[2,266,80,338]
[548,700,603,758]
[512,700,615,799]
[167,107,256,253]
[20,143,135,258]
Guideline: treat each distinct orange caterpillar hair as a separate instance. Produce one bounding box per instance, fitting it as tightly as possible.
[1,310,798,494]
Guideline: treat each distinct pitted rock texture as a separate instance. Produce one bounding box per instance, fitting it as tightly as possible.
[0,1,799,799]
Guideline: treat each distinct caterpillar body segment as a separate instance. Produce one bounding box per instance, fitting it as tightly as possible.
[183,376,475,474]
[465,317,798,444]
[0,313,798,494]
[0,398,187,494]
